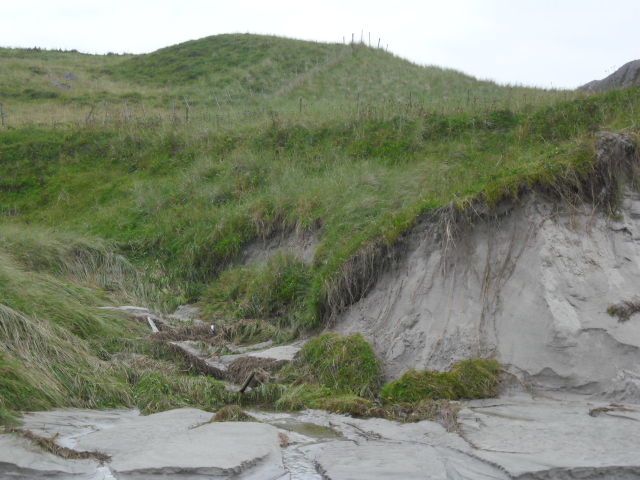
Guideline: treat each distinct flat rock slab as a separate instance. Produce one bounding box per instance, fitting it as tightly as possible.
[22,407,141,448]
[296,393,640,480]
[167,304,203,323]
[304,442,448,480]
[11,394,640,479]
[249,345,301,361]
[459,396,640,479]
[297,410,508,480]
[18,408,287,480]
[0,434,99,479]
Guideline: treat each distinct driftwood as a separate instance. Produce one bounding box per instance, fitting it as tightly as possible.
[239,371,257,393]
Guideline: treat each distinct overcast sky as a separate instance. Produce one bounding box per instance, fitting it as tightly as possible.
[2,0,638,89]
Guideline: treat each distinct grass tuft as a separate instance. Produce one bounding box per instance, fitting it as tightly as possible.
[211,405,257,422]
[379,358,501,404]
[283,333,382,398]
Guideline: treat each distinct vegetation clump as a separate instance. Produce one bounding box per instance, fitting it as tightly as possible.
[210,405,257,422]
[283,333,382,398]
[276,383,375,415]
[379,359,501,404]
[202,252,313,333]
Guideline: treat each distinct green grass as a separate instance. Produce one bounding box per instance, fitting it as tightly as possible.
[282,333,382,398]
[0,224,145,413]
[1,33,639,422]
[1,34,578,127]
[379,359,502,403]
[201,252,313,335]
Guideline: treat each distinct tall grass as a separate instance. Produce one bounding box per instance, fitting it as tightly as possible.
[0,226,141,412]
[2,34,580,127]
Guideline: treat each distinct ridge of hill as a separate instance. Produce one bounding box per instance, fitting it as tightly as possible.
[1,34,573,126]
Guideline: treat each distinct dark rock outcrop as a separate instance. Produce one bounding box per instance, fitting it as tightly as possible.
[579,59,640,92]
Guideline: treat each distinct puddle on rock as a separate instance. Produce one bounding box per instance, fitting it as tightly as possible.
[250,410,344,479]
[274,419,342,440]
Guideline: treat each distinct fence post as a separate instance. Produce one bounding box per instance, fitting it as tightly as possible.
[184,96,192,117]
[85,105,96,124]
[1,103,5,128]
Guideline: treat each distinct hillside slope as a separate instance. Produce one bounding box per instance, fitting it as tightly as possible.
[1,34,640,418]
[1,34,573,125]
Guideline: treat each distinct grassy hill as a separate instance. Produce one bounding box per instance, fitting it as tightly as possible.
[1,34,572,125]
[1,34,639,423]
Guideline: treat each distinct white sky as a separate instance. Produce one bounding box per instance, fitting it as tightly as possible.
[2,0,638,89]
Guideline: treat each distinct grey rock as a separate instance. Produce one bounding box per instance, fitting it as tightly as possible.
[51,80,72,90]
[579,59,640,92]
[16,408,287,480]
[248,345,301,361]
[10,398,640,479]
[0,435,98,479]
[168,304,203,323]
[297,395,640,480]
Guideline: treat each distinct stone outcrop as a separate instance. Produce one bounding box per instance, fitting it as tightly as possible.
[579,59,640,92]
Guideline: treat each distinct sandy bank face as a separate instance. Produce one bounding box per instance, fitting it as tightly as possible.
[336,189,640,402]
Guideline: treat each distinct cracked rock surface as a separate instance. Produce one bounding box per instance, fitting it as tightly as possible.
[3,392,640,479]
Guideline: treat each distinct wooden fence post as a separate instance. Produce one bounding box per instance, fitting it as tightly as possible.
[184,96,192,116]
[1,103,5,128]
[85,105,96,124]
